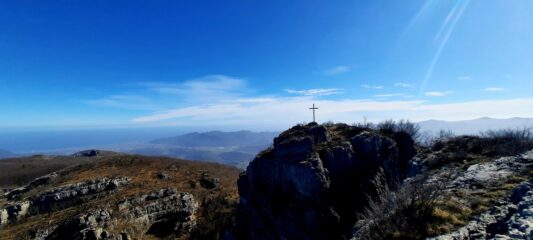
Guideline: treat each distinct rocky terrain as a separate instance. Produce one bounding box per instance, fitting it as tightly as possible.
[230,122,533,240]
[0,153,240,240]
[230,122,417,239]
[2,122,533,239]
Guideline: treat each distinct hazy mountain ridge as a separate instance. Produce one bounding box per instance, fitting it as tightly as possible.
[419,117,533,135]
[151,130,279,147]
[131,130,279,168]
[0,149,16,159]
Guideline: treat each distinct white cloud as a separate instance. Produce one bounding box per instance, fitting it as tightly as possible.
[132,97,533,126]
[361,84,384,90]
[394,83,411,87]
[85,95,158,111]
[373,93,405,98]
[285,88,343,96]
[144,75,247,101]
[87,75,533,129]
[323,66,351,75]
[458,76,472,80]
[425,91,454,97]
[484,87,508,92]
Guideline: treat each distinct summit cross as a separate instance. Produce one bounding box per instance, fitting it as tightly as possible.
[309,103,318,123]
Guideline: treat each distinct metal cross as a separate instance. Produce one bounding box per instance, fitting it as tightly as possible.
[309,103,318,123]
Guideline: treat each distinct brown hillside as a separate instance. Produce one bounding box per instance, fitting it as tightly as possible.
[0,153,240,240]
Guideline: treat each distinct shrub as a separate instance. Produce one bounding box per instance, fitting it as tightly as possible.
[377,119,421,142]
[477,127,533,156]
[353,177,442,240]
[472,128,533,157]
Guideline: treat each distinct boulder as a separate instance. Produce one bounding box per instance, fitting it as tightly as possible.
[0,201,30,226]
[199,173,220,190]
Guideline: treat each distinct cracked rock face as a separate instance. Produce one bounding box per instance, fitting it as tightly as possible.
[119,188,198,238]
[31,188,197,240]
[231,123,417,240]
[32,209,115,240]
[31,177,129,213]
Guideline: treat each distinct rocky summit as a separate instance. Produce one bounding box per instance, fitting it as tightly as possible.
[231,122,417,239]
[2,122,533,240]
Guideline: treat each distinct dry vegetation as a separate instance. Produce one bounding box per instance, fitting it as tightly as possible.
[0,154,241,240]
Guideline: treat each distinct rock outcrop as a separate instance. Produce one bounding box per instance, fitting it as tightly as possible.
[32,209,115,240]
[430,151,533,240]
[4,172,58,200]
[1,176,129,227]
[432,180,533,240]
[119,188,198,237]
[0,201,30,226]
[72,149,101,157]
[30,188,198,240]
[31,177,129,213]
[231,123,417,240]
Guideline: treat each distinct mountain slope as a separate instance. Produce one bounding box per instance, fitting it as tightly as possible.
[0,153,240,240]
[151,131,278,147]
[128,131,279,168]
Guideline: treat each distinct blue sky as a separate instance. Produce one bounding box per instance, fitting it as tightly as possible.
[1,0,533,130]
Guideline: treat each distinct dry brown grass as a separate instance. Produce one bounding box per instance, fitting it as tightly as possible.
[0,154,240,240]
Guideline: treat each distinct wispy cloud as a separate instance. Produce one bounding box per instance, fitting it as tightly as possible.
[85,95,159,111]
[484,87,508,92]
[458,76,472,80]
[132,97,533,125]
[142,75,248,101]
[86,75,249,111]
[362,84,384,90]
[394,83,411,87]
[425,91,454,97]
[285,88,343,96]
[373,93,406,98]
[323,66,351,75]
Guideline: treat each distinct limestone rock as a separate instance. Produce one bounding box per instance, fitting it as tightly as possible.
[32,209,114,240]
[431,178,533,240]
[0,201,30,226]
[231,123,416,240]
[31,177,129,213]
[119,188,198,237]
[5,172,59,200]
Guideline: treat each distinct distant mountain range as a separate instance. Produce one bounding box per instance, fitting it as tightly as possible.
[3,118,532,165]
[124,130,279,168]
[418,117,533,135]
[151,130,278,147]
[0,149,16,159]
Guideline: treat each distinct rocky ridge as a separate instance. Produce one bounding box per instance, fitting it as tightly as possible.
[231,122,417,240]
